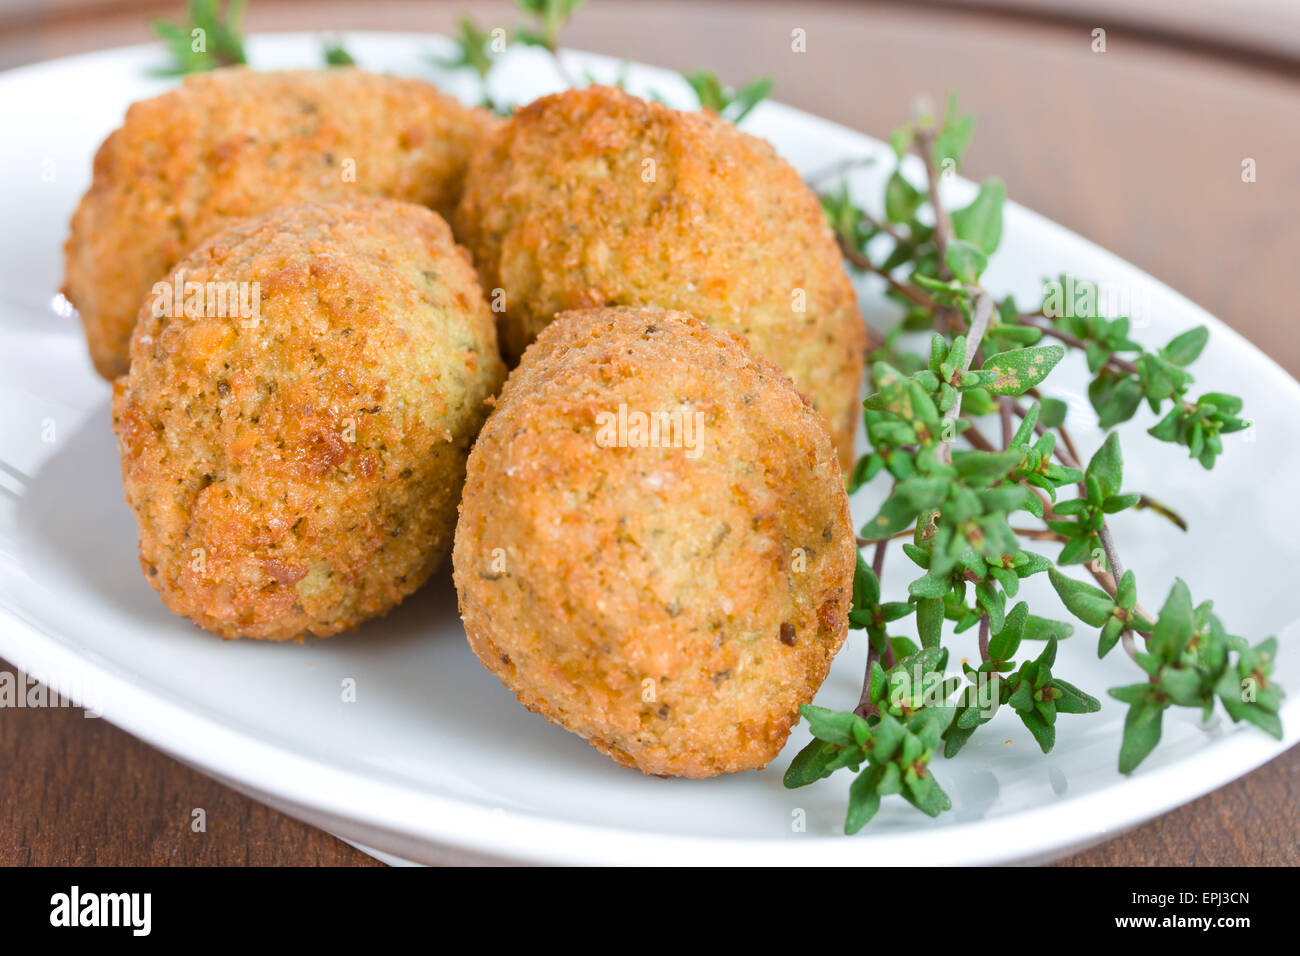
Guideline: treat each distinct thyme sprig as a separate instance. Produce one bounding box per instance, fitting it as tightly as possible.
[791,97,1283,833]
[434,0,585,111]
[679,71,774,125]
[151,0,247,75]
[435,1,773,124]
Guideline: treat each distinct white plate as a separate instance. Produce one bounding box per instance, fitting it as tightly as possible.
[1,32,1296,866]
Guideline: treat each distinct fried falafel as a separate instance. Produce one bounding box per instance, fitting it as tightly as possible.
[452,306,855,777]
[454,85,864,468]
[66,67,496,379]
[114,198,505,640]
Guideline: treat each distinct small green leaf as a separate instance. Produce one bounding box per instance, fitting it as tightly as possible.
[1086,432,1124,499]
[1048,567,1116,627]
[988,601,1028,660]
[1090,373,1145,429]
[1103,493,1141,513]
[944,238,988,283]
[1116,570,1137,611]
[845,766,883,834]
[1038,397,1068,428]
[1216,671,1284,739]
[1158,665,1203,707]
[1137,354,1193,405]
[801,705,868,747]
[982,345,1065,396]
[860,494,920,541]
[950,449,1022,484]
[889,126,914,160]
[1023,614,1074,642]
[847,453,883,493]
[950,178,1005,254]
[852,550,881,613]
[1148,578,1195,660]
[726,76,775,124]
[1008,678,1034,712]
[915,596,944,649]
[1018,707,1055,753]
[902,772,952,817]
[1118,694,1166,774]
[908,571,950,599]
[323,40,356,66]
[1098,615,1124,658]
[885,169,924,223]
[1052,678,1102,714]
[783,738,839,788]
[1161,326,1209,367]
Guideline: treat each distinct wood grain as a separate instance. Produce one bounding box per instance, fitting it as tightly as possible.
[0,669,380,866]
[2,0,1297,865]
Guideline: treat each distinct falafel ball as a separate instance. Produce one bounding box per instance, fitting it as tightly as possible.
[452,306,854,777]
[454,85,864,469]
[67,67,496,380]
[114,198,505,641]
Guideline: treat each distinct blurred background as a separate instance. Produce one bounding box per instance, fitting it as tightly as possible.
[2,0,1297,866]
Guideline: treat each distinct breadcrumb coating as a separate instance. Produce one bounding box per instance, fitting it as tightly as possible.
[67,67,497,379]
[114,199,505,640]
[453,307,854,776]
[455,85,864,468]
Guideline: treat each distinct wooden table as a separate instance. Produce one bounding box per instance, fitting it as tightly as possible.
[3,0,1297,866]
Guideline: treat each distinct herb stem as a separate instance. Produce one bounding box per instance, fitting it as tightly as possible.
[937,291,994,465]
[546,45,579,89]
[862,212,908,245]
[914,127,953,277]
[1011,527,1065,541]
[1055,422,1085,471]
[837,236,937,310]
[854,648,879,718]
[1135,494,1189,532]
[854,540,891,718]
[1012,387,1150,654]
[1098,523,1126,583]
[1010,397,1083,471]
[1016,314,1139,376]
[959,417,998,452]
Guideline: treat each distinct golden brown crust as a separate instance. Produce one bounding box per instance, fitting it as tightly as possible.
[452,306,854,776]
[115,198,505,641]
[454,85,864,469]
[66,67,497,380]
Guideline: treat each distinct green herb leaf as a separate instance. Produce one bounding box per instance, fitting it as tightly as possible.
[1048,567,1115,627]
[885,170,925,224]
[1117,692,1166,774]
[1161,326,1209,367]
[1086,432,1124,499]
[801,705,869,748]
[845,766,884,833]
[981,345,1065,396]
[944,239,988,283]
[950,178,1005,254]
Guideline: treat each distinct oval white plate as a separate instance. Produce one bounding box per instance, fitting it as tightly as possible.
[1,32,1296,866]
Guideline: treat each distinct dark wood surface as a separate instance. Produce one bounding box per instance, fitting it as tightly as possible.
[2,0,1297,866]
